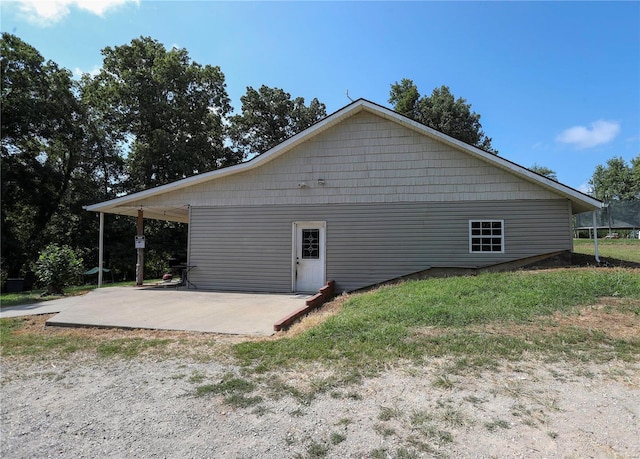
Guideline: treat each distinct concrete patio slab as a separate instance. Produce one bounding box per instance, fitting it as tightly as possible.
[3,287,309,336]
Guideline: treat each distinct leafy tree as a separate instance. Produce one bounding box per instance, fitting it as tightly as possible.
[388,78,420,118]
[630,155,640,196]
[529,164,558,181]
[389,78,497,153]
[35,244,84,295]
[83,36,235,192]
[1,33,87,275]
[229,85,327,157]
[589,156,638,201]
[79,76,127,199]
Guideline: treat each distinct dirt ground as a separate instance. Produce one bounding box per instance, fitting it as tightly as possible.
[2,299,639,459]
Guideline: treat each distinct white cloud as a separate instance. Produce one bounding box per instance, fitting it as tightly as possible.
[73,65,101,78]
[556,120,621,149]
[15,0,138,26]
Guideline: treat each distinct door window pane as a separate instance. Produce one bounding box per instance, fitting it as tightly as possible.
[302,229,320,259]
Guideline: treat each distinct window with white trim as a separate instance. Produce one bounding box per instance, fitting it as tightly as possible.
[469,220,504,253]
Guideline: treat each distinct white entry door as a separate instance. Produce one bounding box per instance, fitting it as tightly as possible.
[293,221,326,293]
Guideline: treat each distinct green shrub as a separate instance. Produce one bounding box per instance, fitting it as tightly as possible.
[0,258,7,291]
[35,244,83,295]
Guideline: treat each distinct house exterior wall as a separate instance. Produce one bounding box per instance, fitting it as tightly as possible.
[188,199,571,293]
[122,110,576,293]
[128,111,560,209]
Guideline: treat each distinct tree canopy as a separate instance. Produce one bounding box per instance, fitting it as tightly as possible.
[1,33,87,275]
[389,78,497,154]
[589,155,640,201]
[229,85,326,157]
[529,164,558,181]
[83,36,235,192]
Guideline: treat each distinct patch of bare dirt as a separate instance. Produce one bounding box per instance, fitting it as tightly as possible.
[484,298,640,341]
[550,298,640,340]
[280,293,352,337]
[527,251,640,270]
[411,299,640,342]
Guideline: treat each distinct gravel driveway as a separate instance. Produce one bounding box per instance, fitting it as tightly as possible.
[2,354,638,458]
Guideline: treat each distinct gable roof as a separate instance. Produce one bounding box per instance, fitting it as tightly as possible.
[85,98,602,220]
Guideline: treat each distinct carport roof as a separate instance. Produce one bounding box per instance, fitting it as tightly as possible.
[84,99,603,220]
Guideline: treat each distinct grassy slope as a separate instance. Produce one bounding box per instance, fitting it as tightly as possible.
[235,269,640,371]
[573,238,640,263]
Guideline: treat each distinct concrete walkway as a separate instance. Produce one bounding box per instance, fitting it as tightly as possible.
[1,287,308,336]
[1,294,89,318]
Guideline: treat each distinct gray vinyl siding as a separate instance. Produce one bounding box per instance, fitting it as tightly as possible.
[129,112,560,209]
[188,199,571,293]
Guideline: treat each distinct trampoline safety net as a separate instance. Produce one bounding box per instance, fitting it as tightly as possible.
[574,200,640,230]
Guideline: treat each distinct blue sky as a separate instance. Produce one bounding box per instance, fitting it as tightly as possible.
[1,0,638,191]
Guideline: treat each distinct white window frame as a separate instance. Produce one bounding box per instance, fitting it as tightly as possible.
[469,220,505,254]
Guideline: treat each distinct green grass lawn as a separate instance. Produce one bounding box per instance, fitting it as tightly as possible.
[573,238,640,263]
